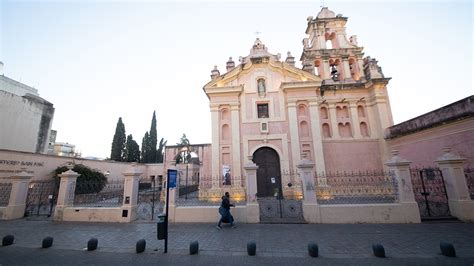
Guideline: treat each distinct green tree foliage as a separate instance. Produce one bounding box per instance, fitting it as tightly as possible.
[177,133,190,146]
[124,134,140,162]
[156,138,167,163]
[110,117,126,161]
[148,111,158,163]
[176,133,191,164]
[141,132,149,163]
[54,164,107,194]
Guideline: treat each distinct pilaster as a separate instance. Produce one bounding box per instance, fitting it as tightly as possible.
[328,103,340,138]
[1,169,33,220]
[244,157,259,223]
[385,150,421,223]
[54,166,80,221]
[297,155,321,223]
[308,101,326,173]
[230,103,242,185]
[349,102,362,138]
[435,148,474,222]
[210,105,220,185]
[287,100,301,170]
[121,163,142,222]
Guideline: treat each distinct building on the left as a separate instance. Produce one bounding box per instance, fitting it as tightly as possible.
[0,62,55,154]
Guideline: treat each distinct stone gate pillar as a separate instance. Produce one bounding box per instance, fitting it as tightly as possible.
[385,150,421,223]
[54,165,79,221]
[297,154,321,223]
[122,163,142,222]
[1,168,33,220]
[243,156,259,223]
[436,147,474,222]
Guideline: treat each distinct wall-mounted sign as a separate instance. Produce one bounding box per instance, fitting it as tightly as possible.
[270,177,276,184]
[168,169,177,188]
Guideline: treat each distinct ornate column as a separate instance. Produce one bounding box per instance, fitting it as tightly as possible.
[308,100,326,174]
[54,165,80,221]
[287,100,301,170]
[349,102,362,138]
[297,154,320,223]
[210,104,220,188]
[436,148,474,222]
[230,103,242,186]
[244,157,259,223]
[385,150,421,223]
[1,168,33,220]
[121,162,142,222]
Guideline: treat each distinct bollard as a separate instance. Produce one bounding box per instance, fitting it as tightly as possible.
[2,235,14,246]
[87,238,98,251]
[247,241,256,256]
[189,240,199,255]
[42,237,54,248]
[372,244,385,258]
[308,242,319,257]
[440,242,456,257]
[136,239,146,253]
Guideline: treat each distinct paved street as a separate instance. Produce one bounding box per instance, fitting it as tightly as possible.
[0,219,473,265]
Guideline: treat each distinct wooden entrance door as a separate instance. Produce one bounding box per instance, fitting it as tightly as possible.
[253,147,282,198]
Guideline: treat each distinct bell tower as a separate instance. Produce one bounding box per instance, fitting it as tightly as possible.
[301,7,366,82]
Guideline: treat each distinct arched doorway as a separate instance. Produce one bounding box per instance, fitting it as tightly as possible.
[253,147,283,198]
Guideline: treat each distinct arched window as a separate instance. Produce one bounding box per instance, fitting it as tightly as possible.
[299,121,309,137]
[338,122,352,138]
[221,109,230,120]
[360,122,369,137]
[322,123,331,138]
[357,105,366,118]
[221,124,230,141]
[298,105,307,116]
[257,78,266,96]
[320,107,329,119]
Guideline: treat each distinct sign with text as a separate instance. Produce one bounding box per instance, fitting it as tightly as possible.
[167,169,177,188]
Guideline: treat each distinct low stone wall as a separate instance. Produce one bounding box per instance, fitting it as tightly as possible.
[171,205,248,223]
[318,203,420,223]
[168,203,420,224]
[60,207,133,223]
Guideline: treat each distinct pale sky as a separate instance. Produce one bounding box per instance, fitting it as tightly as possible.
[1,0,472,159]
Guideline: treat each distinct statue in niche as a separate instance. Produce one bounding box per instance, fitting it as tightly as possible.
[258,79,266,95]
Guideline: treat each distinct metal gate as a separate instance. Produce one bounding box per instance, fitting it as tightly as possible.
[258,197,304,223]
[410,168,452,220]
[24,180,58,219]
[137,177,163,220]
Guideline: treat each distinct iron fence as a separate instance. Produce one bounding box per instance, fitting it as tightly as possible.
[314,170,399,204]
[0,181,12,207]
[464,168,474,200]
[137,177,163,220]
[175,175,247,206]
[25,179,58,218]
[73,179,124,207]
[410,167,451,218]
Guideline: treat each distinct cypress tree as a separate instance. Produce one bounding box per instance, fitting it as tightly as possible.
[141,132,149,163]
[124,134,140,162]
[156,138,167,163]
[149,111,158,163]
[111,117,126,161]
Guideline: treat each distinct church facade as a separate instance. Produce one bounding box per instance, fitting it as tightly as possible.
[201,7,392,200]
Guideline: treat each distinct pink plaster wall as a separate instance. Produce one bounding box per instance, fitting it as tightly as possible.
[322,140,383,172]
[387,119,474,168]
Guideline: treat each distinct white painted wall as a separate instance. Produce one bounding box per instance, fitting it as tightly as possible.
[0,91,44,153]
